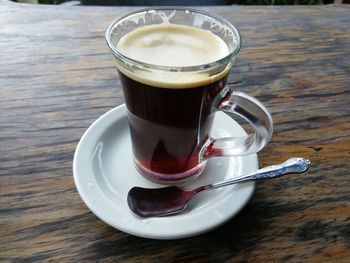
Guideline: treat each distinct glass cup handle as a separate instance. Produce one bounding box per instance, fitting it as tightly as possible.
[199,91,273,162]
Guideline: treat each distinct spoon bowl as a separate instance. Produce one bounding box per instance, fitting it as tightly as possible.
[128,186,194,217]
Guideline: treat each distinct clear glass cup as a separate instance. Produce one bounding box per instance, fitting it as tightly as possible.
[106,8,273,183]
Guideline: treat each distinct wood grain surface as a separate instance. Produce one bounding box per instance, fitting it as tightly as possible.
[1,1,350,262]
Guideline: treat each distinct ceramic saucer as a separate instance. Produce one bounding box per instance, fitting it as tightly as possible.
[73,104,257,239]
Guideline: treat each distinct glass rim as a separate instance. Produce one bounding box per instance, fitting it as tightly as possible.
[105,7,242,72]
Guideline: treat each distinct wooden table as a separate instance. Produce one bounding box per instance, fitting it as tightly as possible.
[1,1,350,261]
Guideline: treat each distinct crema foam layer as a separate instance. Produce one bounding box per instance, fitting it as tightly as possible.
[115,24,232,88]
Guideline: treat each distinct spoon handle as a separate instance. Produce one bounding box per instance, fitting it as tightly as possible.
[203,158,311,191]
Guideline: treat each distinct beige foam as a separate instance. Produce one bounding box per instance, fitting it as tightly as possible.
[115,24,232,89]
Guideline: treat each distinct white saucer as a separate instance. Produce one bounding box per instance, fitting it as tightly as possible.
[73,104,257,239]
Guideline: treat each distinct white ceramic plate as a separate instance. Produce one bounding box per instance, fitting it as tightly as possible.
[73,104,257,239]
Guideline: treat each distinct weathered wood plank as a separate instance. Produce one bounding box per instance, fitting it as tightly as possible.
[0,2,349,262]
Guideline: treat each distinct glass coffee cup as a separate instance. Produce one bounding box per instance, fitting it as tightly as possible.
[106,8,273,183]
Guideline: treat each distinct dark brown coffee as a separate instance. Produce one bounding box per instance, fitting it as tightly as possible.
[120,70,228,179]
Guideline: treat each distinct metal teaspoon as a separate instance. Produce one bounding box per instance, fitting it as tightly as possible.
[127,157,311,218]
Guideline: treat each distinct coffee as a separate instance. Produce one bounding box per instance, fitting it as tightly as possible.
[107,9,273,183]
[115,24,231,180]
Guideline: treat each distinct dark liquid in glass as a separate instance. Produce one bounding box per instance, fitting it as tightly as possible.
[119,70,228,178]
